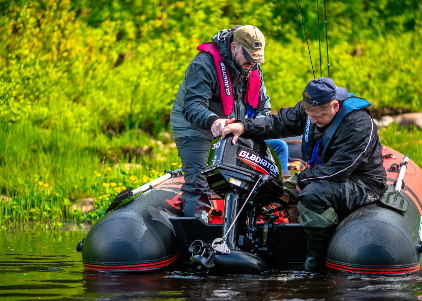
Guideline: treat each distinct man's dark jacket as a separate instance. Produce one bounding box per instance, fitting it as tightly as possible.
[242,101,388,196]
[170,26,271,140]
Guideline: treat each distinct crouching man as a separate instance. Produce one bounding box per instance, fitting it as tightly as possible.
[221,77,387,270]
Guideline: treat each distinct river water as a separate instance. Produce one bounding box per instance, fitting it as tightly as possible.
[1,224,422,301]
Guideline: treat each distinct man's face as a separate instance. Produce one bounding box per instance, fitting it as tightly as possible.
[305,101,339,128]
[231,43,256,72]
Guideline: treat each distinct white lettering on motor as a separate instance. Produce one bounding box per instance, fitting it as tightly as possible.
[212,142,221,149]
[238,150,279,175]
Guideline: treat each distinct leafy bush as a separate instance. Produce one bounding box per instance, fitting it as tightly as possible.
[0,0,421,224]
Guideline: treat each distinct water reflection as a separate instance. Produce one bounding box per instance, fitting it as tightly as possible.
[0,224,421,300]
[81,270,422,300]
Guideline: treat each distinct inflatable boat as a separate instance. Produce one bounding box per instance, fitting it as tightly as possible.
[77,137,422,274]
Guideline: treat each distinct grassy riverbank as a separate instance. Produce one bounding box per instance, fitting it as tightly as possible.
[1,121,421,226]
[0,121,181,226]
[1,0,421,225]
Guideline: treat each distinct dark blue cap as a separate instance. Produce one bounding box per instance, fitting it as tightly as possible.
[302,77,348,106]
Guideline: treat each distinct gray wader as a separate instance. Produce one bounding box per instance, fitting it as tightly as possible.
[283,172,379,270]
[174,136,213,218]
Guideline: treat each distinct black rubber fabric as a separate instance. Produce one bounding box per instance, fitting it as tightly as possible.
[303,226,337,270]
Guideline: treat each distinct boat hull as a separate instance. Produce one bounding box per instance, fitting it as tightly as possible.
[326,146,422,274]
[81,177,184,272]
[79,145,422,274]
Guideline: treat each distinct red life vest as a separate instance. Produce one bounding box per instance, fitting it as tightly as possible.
[197,43,260,116]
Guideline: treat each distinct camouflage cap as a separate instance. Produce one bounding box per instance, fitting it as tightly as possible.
[233,25,265,63]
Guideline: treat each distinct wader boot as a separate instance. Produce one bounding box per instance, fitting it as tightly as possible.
[297,202,338,271]
[182,192,212,222]
[281,173,301,222]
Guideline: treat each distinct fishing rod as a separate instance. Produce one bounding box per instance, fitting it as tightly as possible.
[296,0,331,78]
[296,0,315,79]
[324,0,330,78]
[317,0,322,77]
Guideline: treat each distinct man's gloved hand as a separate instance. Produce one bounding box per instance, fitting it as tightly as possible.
[211,118,235,138]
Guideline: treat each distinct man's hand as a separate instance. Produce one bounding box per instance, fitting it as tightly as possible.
[295,185,302,193]
[211,118,235,138]
[221,123,244,144]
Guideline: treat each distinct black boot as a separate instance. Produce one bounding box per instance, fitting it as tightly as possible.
[297,202,338,271]
[303,226,336,271]
[182,192,211,221]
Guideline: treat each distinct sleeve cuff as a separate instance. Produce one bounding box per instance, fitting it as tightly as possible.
[240,119,251,133]
[206,115,219,129]
[297,171,308,190]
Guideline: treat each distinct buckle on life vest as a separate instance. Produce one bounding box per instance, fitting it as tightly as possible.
[308,138,322,168]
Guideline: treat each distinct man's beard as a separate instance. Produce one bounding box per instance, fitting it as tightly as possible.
[232,53,253,79]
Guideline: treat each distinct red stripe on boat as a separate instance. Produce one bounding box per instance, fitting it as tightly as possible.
[326,261,420,274]
[83,251,181,271]
[158,184,183,188]
[158,177,185,185]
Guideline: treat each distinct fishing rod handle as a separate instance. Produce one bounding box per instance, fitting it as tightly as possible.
[395,155,410,193]
[131,173,172,196]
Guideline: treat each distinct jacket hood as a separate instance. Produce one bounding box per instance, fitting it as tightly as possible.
[211,26,258,74]
[212,26,240,62]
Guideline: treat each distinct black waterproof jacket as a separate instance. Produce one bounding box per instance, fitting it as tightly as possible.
[241,101,388,196]
[170,26,271,140]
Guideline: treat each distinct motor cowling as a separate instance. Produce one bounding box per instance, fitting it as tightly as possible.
[202,136,284,204]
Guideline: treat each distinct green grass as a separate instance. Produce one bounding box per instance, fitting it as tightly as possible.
[1,120,421,226]
[379,124,422,167]
[0,122,181,226]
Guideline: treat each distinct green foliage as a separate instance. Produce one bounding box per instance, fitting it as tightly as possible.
[379,124,422,168]
[66,0,421,42]
[264,29,422,110]
[0,121,180,225]
[1,0,421,135]
[0,0,421,224]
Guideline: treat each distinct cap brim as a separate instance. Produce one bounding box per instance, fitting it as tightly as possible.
[241,45,264,64]
[335,87,349,101]
[302,97,313,105]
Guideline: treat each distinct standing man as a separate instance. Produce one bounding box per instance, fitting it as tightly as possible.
[221,77,387,269]
[171,25,286,219]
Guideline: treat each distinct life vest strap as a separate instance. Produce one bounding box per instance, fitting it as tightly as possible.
[197,43,260,116]
[302,94,371,164]
[308,138,323,168]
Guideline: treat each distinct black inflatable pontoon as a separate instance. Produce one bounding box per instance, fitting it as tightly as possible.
[77,137,422,274]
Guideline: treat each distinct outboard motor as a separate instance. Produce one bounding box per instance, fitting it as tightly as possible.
[189,136,286,273]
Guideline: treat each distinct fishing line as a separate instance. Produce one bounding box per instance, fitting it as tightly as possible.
[317,0,322,77]
[296,0,315,79]
[324,0,331,78]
